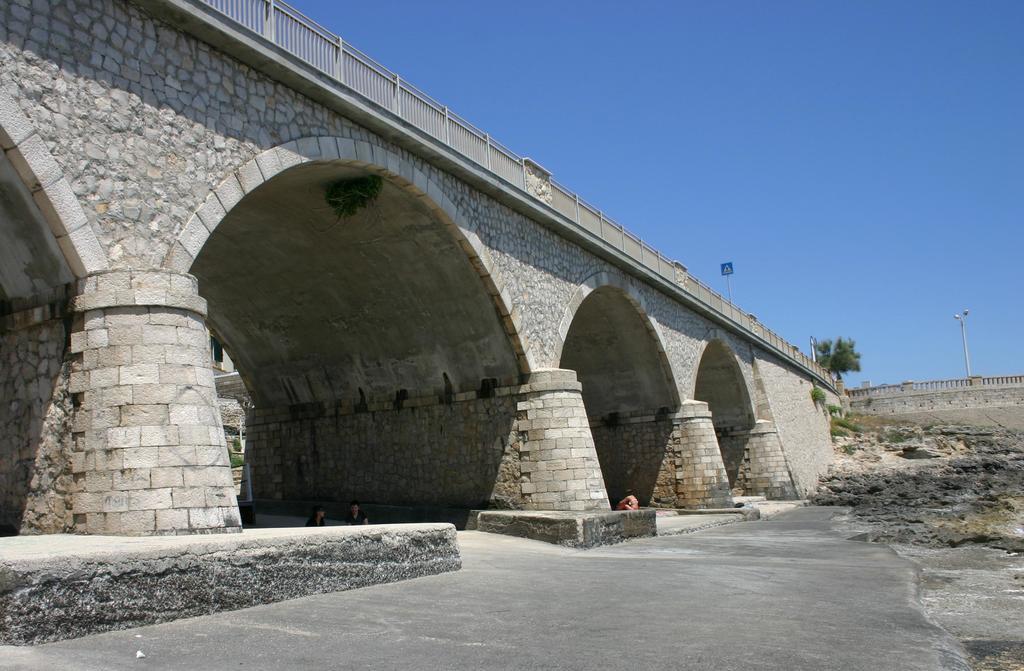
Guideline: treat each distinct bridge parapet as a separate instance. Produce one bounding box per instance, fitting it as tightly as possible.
[150,0,834,391]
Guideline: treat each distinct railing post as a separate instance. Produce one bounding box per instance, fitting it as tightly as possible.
[444,106,451,145]
[264,0,275,42]
[485,133,492,170]
[335,36,344,83]
[573,194,580,224]
[393,75,401,115]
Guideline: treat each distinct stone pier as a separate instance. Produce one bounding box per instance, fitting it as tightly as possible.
[68,270,240,535]
[739,421,798,500]
[671,400,734,509]
[516,369,610,511]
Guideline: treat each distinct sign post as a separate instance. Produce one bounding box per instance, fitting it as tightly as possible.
[720,262,734,303]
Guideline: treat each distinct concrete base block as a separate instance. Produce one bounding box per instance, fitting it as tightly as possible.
[472,509,656,549]
[0,524,460,645]
[676,507,761,521]
[749,500,809,519]
[656,513,745,536]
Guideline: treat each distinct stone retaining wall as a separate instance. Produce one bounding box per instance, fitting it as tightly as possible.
[247,392,521,510]
[754,353,833,496]
[589,414,675,506]
[850,384,1024,423]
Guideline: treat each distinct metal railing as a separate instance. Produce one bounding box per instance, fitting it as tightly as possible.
[197,0,834,386]
[848,375,1024,398]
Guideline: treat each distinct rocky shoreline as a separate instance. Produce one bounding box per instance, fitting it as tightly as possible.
[812,423,1024,670]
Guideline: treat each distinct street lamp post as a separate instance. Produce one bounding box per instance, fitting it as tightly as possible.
[953,309,971,377]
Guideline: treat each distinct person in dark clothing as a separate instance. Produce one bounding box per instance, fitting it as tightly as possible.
[345,500,369,525]
[305,505,326,527]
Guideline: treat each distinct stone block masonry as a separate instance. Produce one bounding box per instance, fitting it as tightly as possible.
[68,270,240,535]
[247,370,613,513]
[671,401,734,509]
[590,413,675,507]
[753,353,833,496]
[0,299,75,534]
[516,369,610,511]
[736,421,798,500]
[247,393,520,510]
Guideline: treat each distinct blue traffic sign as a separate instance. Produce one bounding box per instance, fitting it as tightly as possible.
[721,262,734,276]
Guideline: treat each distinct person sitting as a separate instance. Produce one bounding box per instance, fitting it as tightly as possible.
[344,500,369,525]
[305,505,326,527]
[616,490,639,511]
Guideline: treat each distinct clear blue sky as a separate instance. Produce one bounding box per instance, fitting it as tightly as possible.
[287,1,1023,387]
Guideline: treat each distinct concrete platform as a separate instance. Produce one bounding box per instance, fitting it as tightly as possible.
[656,512,745,536]
[753,500,810,518]
[0,507,972,671]
[470,509,656,548]
[0,523,460,645]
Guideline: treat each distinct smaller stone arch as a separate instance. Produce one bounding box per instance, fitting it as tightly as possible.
[692,338,794,498]
[556,270,682,506]
[692,338,757,429]
[0,91,109,278]
[692,338,756,489]
[162,135,533,375]
[555,270,681,409]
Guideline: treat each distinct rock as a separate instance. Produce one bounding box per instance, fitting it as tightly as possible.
[813,426,1024,552]
[900,447,939,459]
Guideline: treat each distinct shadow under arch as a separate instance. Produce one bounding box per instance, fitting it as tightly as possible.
[164,136,531,376]
[170,138,536,513]
[0,92,111,534]
[557,271,680,506]
[692,339,758,490]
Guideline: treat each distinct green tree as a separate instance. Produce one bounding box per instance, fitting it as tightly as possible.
[815,337,862,380]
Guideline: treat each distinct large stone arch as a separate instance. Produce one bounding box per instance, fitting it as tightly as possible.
[162,136,532,376]
[162,137,547,513]
[556,270,681,506]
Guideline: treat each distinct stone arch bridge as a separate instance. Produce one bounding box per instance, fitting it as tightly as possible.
[0,0,837,536]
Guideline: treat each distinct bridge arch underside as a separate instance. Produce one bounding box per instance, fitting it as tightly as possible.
[559,287,678,506]
[191,163,524,511]
[693,341,757,494]
[0,151,77,534]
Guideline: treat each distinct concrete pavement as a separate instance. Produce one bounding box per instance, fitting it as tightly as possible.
[0,507,969,670]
